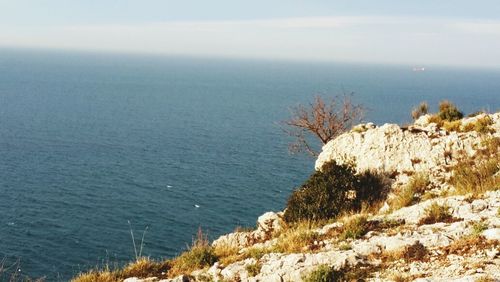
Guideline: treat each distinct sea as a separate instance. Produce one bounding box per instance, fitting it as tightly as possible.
[0,49,499,280]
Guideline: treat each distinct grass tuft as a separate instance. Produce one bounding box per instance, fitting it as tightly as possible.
[245,262,261,277]
[71,269,119,282]
[272,221,321,253]
[390,173,430,211]
[339,215,369,240]
[168,228,218,277]
[450,137,499,196]
[120,257,170,279]
[418,202,456,225]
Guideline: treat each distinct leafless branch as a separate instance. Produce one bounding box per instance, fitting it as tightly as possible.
[281,94,364,156]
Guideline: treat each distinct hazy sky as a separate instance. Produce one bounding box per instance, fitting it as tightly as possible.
[1,1,500,67]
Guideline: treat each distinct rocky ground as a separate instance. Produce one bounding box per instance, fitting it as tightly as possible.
[124,113,500,282]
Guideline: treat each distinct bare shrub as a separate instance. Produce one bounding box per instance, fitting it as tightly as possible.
[282,95,363,156]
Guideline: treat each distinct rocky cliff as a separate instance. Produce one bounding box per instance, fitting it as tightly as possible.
[124,113,500,282]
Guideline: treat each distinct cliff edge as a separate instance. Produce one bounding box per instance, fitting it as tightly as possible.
[82,113,500,282]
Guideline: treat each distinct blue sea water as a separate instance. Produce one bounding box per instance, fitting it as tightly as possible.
[0,49,499,280]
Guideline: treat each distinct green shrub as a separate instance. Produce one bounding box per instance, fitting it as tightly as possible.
[284,162,358,223]
[354,170,391,211]
[303,265,344,282]
[284,161,388,223]
[438,100,463,122]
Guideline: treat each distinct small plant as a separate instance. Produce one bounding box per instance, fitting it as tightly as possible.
[302,265,344,282]
[404,241,427,261]
[245,262,261,277]
[339,215,369,240]
[411,102,429,120]
[168,228,218,277]
[244,247,270,260]
[338,243,351,251]
[471,221,488,236]
[418,202,455,225]
[438,100,463,122]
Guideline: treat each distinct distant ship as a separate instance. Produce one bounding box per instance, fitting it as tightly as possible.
[412,67,426,72]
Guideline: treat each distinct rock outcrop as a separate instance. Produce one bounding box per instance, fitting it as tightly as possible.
[212,211,284,249]
[316,113,500,190]
[125,113,500,282]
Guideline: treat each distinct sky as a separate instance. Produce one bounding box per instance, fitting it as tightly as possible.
[1,1,500,67]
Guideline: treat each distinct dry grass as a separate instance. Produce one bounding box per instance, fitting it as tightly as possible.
[272,221,321,253]
[168,228,218,278]
[244,246,271,260]
[388,273,412,282]
[427,114,444,127]
[418,202,457,225]
[390,173,430,211]
[441,235,498,257]
[443,120,462,132]
[233,226,255,233]
[120,257,170,279]
[468,116,494,134]
[245,262,261,277]
[451,158,499,195]
[382,241,427,263]
[450,137,499,196]
[213,244,241,266]
[475,276,496,282]
[411,102,429,120]
[71,269,119,282]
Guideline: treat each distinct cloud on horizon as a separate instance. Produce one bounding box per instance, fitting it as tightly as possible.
[1,16,500,67]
